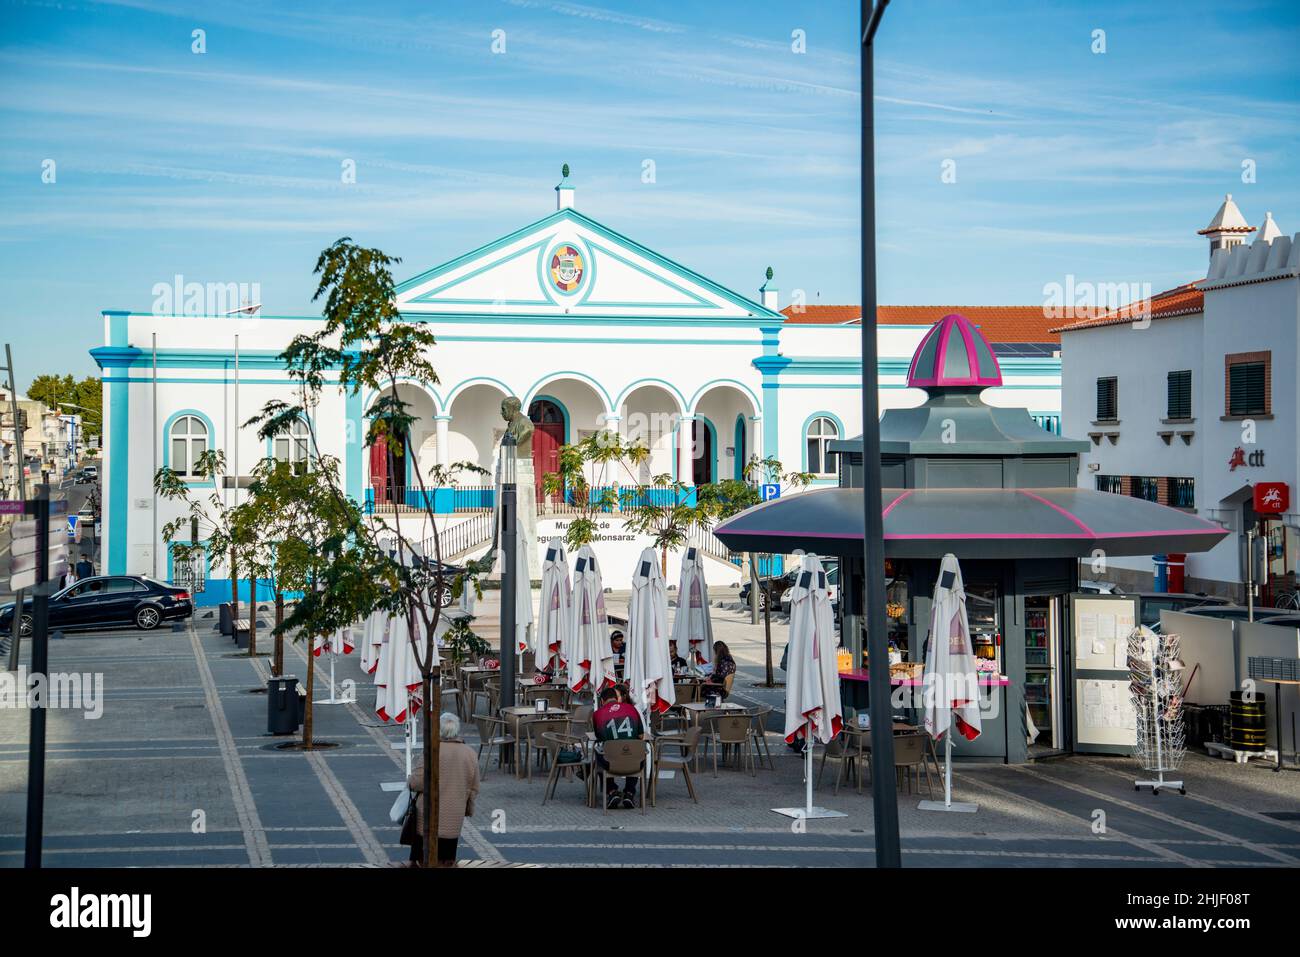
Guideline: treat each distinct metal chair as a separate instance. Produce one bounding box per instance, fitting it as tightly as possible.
[711,715,754,777]
[651,727,701,806]
[894,732,934,797]
[522,718,570,780]
[745,704,776,770]
[594,739,648,815]
[523,685,567,711]
[539,732,592,805]
[818,729,869,794]
[473,714,515,777]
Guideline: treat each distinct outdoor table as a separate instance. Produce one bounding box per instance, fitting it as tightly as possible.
[680,701,746,772]
[502,705,571,779]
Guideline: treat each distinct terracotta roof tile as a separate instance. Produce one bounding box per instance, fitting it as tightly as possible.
[780,304,1060,343]
[1049,281,1204,334]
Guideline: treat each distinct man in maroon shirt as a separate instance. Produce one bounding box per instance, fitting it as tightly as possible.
[592,685,645,809]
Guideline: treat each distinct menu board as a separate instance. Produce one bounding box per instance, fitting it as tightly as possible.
[1072,593,1140,752]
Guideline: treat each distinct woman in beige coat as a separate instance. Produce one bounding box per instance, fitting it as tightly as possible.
[408,712,480,867]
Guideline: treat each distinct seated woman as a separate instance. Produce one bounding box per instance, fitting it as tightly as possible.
[700,641,737,700]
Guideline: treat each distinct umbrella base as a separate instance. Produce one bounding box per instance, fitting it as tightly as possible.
[771,807,847,820]
[918,799,978,813]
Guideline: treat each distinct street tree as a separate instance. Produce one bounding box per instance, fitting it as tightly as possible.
[541,430,647,550]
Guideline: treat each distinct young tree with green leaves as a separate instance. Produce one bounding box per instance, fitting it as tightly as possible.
[244,237,480,868]
[541,430,647,551]
[696,455,813,686]
[155,448,262,654]
[619,473,713,576]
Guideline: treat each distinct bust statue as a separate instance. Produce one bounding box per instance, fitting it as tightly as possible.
[500,396,534,457]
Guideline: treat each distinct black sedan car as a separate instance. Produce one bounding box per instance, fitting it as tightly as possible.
[0,575,194,637]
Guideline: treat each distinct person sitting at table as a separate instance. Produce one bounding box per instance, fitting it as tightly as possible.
[610,631,627,675]
[700,640,737,700]
[667,640,688,673]
[592,685,645,809]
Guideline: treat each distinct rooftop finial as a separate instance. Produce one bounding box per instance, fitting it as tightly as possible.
[562,162,570,179]
[765,266,774,281]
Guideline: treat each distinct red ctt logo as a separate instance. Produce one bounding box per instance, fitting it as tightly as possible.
[1254,482,1289,514]
[1228,447,1265,470]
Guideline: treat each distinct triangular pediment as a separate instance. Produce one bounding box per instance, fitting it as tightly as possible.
[394,208,778,320]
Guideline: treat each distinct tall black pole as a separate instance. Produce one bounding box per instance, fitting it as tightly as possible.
[860,0,901,868]
[500,438,518,711]
[24,483,51,869]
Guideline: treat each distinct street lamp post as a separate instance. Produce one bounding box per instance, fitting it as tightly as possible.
[500,433,518,710]
[859,0,902,869]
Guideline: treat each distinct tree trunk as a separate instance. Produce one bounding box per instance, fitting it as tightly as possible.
[247,573,257,656]
[748,553,759,625]
[230,547,239,621]
[302,639,315,750]
[421,671,443,868]
[273,592,285,677]
[660,545,668,578]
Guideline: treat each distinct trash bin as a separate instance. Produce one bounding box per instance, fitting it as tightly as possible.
[267,675,301,734]
[219,602,234,636]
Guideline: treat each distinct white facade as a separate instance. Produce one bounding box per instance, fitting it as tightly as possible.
[1058,203,1300,598]
[94,180,1062,601]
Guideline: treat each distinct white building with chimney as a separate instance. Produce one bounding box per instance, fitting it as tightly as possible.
[1055,196,1300,602]
[94,171,1063,603]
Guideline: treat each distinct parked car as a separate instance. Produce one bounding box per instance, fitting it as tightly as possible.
[408,557,466,607]
[1134,592,1230,629]
[779,559,841,615]
[81,465,98,481]
[0,575,194,637]
[1251,614,1300,630]
[1078,579,1124,595]
[1176,604,1293,624]
[739,567,799,612]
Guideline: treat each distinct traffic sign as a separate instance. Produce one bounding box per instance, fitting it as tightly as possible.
[760,483,782,501]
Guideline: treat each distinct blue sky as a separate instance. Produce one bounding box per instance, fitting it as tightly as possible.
[1,0,1297,382]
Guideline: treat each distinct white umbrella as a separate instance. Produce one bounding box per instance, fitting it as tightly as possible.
[626,547,675,720]
[375,613,426,725]
[671,546,713,670]
[920,552,982,813]
[312,625,354,705]
[534,538,572,673]
[358,609,388,676]
[773,554,846,822]
[566,545,613,694]
[513,518,535,656]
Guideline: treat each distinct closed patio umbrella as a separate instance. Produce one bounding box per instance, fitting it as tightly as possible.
[359,609,388,676]
[313,625,354,706]
[375,613,426,725]
[513,518,535,656]
[774,554,845,822]
[626,547,675,719]
[671,546,713,670]
[920,552,981,813]
[567,545,613,694]
[534,538,572,673]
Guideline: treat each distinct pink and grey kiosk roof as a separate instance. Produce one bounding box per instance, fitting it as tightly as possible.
[716,312,1227,560]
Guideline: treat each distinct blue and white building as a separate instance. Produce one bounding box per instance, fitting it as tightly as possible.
[93,174,1064,601]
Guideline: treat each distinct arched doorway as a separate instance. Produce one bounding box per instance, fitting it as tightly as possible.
[733,415,747,479]
[691,419,715,486]
[369,422,408,506]
[529,398,566,503]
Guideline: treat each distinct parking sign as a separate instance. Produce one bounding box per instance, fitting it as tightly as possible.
[760,484,781,501]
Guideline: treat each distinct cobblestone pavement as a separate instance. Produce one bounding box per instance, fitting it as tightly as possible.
[2,591,1298,868]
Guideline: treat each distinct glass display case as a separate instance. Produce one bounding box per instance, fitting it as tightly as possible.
[965,581,1002,674]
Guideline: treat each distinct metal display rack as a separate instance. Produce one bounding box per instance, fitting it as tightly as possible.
[1128,628,1186,795]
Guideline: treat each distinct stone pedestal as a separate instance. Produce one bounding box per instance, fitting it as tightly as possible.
[515,459,540,582]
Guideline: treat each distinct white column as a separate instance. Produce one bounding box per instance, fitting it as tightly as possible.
[677,414,696,484]
[749,414,763,462]
[434,415,451,471]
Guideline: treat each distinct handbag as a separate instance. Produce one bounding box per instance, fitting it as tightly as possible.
[556,746,583,765]
[398,791,419,846]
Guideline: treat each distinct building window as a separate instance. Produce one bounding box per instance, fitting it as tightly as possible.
[1095,377,1118,422]
[1130,476,1159,502]
[1225,353,1268,416]
[1167,370,1192,419]
[169,415,208,478]
[273,418,311,471]
[1170,477,1195,509]
[805,416,839,476]
[1095,474,1122,495]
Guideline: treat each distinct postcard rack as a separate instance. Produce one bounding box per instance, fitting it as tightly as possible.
[1128,627,1186,795]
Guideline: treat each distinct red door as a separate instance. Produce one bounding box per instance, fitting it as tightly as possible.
[533,423,563,503]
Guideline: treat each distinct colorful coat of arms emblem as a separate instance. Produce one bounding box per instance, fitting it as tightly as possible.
[549,244,585,292]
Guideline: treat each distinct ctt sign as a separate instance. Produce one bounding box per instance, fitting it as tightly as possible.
[1253,482,1289,515]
